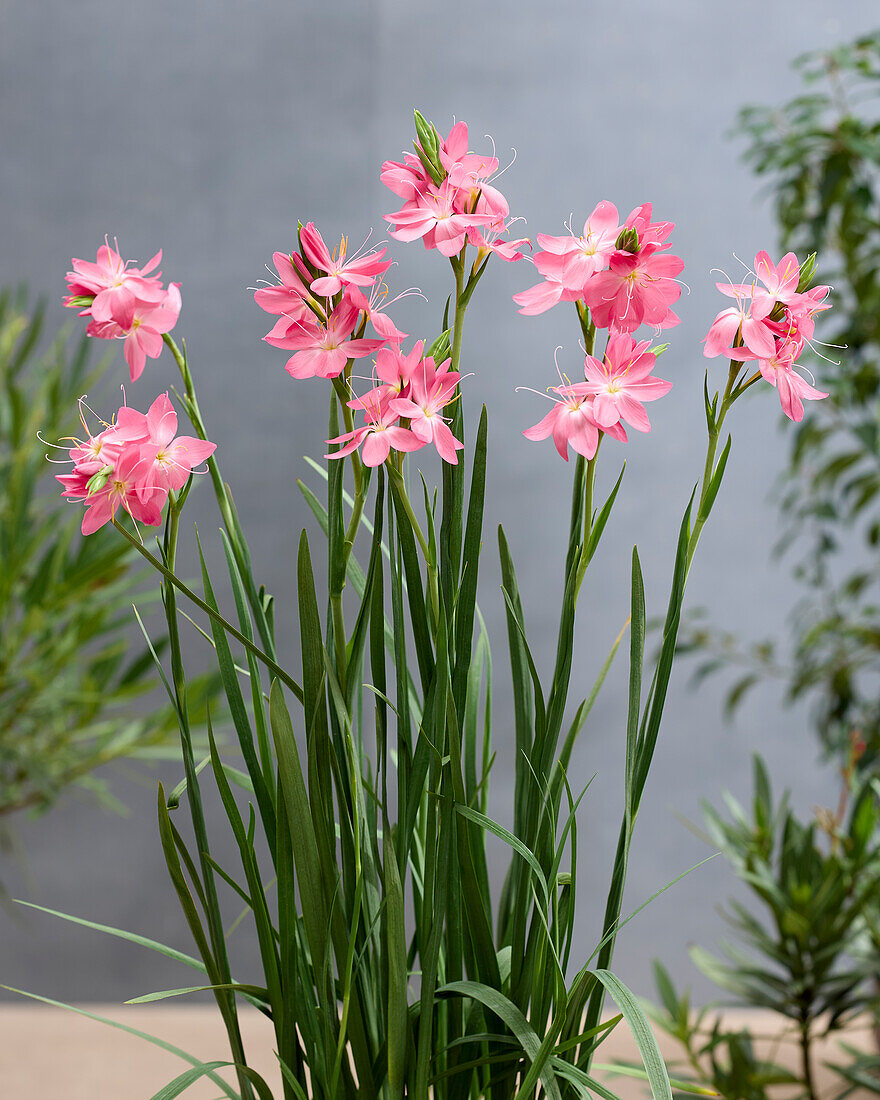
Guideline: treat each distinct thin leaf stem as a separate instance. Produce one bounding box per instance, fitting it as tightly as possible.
[110,518,303,703]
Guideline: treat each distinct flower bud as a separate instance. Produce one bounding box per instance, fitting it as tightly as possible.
[796,252,818,293]
[614,226,640,254]
[413,109,445,186]
[86,467,112,496]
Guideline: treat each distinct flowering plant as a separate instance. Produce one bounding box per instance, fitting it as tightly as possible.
[22,111,831,1099]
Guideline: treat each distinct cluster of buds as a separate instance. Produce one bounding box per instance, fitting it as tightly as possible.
[64,241,182,381]
[382,113,528,261]
[514,201,684,332]
[703,250,831,422]
[55,393,215,534]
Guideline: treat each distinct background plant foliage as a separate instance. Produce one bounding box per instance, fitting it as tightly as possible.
[0,289,212,827]
[684,31,880,769]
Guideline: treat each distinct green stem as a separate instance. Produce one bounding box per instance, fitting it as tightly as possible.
[574,448,600,596]
[110,517,303,703]
[800,1019,817,1100]
[162,333,276,659]
[686,360,740,571]
[388,463,431,562]
[157,497,256,1100]
[331,592,348,694]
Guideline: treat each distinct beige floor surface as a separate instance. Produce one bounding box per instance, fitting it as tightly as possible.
[0,1004,876,1098]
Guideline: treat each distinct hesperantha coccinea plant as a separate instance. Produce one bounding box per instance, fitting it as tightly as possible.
[18,111,832,1099]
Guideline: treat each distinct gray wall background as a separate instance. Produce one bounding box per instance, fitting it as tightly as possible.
[2,0,877,1007]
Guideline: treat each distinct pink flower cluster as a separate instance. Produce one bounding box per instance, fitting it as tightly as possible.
[255,220,469,467]
[514,202,683,333]
[56,393,216,534]
[327,344,464,467]
[703,250,830,422]
[518,202,680,460]
[382,121,528,260]
[523,334,671,461]
[64,241,182,382]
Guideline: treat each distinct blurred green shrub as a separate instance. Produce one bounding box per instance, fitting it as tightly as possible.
[650,757,880,1100]
[0,289,213,825]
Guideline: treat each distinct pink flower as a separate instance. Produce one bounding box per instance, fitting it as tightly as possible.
[344,283,409,343]
[265,298,384,379]
[583,245,683,333]
[380,153,431,201]
[77,446,166,536]
[374,341,425,395]
[744,251,802,321]
[253,251,315,323]
[703,284,776,361]
[539,202,621,290]
[468,223,530,262]
[65,241,166,328]
[704,249,833,421]
[55,394,216,534]
[622,203,675,249]
[385,178,494,257]
[389,356,464,464]
[115,392,216,495]
[523,385,626,461]
[299,223,391,297]
[745,335,829,423]
[326,390,424,467]
[438,121,509,220]
[89,283,182,382]
[65,241,181,381]
[582,333,671,431]
[512,278,568,316]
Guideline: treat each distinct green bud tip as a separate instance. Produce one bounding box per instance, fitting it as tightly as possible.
[615,227,640,254]
[796,252,818,293]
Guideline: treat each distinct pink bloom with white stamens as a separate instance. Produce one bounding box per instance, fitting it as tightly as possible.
[745,335,829,423]
[543,202,621,290]
[523,385,626,461]
[468,223,530,262]
[703,284,776,361]
[77,447,166,536]
[512,201,622,314]
[745,251,803,321]
[385,179,494,257]
[265,298,384,380]
[375,341,425,395]
[389,356,464,464]
[88,283,182,382]
[344,283,409,344]
[115,392,216,496]
[582,333,671,432]
[380,153,431,201]
[54,393,217,534]
[583,245,683,333]
[253,251,314,324]
[299,222,392,297]
[326,390,424,467]
[704,249,832,421]
[64,241,166,328]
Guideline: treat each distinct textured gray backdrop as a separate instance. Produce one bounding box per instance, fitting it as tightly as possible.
[2,0,876,1007]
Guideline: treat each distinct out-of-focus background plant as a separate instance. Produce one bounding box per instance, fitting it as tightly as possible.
[657,30,880,1099]
[0,289,213,841]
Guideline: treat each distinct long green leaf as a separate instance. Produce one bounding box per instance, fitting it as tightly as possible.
[589,970,671,1100]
